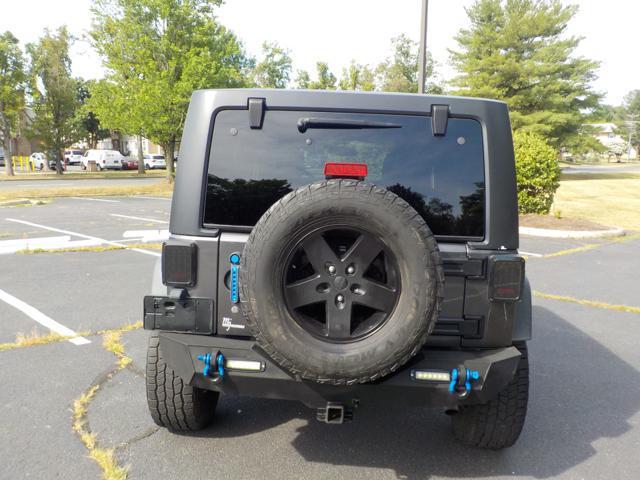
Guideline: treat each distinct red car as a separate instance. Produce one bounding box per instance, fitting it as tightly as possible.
[121,157,139,170]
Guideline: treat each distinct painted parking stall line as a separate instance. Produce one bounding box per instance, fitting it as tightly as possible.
[123,229,169,242]
[129,196,172,201]
[5,218,161,257]
[0,235,102,255]
[0,287,91,346]
[518,250,543,257]
[110,213,169,224]
[70,197,120,203]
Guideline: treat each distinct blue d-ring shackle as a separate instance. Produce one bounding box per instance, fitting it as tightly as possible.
[197,352,226,382]
[449,367,480,398]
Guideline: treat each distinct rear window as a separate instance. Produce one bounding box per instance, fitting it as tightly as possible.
[204,110,485,238]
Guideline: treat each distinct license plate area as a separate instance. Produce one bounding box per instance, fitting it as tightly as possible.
[144,296,214,334]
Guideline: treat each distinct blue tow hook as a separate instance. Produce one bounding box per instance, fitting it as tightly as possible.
[449,367,480,399]
[197,352,226,383]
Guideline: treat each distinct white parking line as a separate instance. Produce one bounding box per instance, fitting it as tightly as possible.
[5,218,161,257]
[70,197,120,203]
[0,287,91,346]
[110,213,169,224]
[123,229,170,242]
[519,250,543,257]
[130,196,171,201]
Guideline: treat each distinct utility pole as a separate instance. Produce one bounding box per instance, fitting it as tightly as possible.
[417,0,429,94]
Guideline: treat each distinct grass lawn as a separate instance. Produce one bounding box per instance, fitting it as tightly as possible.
[554,173,640,231]
[0,170,165,181]
[0,181,173,202]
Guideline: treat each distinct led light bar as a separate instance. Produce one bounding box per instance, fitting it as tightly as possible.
[224,359,265,372]
[411,370,451,382]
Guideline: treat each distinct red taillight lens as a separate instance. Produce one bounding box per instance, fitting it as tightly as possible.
[162,243,197,287]
[324,162,368,180]
[489,256,524,301]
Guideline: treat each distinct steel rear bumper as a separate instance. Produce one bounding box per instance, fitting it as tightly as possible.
[158,332,522,409]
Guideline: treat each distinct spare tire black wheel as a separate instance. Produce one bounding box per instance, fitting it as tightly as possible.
[240,179,444,385]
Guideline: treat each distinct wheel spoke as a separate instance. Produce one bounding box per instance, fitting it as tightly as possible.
[285,275,323,308]
[355,280,397,313]
[342,234,383,268]
[301,234,339,273]
[326,301,352,338]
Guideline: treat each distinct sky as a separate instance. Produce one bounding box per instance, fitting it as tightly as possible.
[0,0,637,105]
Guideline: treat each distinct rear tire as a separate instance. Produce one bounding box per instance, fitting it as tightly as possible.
[146,332,219,431]
[451,342,529,449]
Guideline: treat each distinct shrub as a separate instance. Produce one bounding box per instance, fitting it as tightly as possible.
[513,131,561,214]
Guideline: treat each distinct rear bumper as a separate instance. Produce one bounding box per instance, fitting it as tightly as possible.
[158,331,522,409]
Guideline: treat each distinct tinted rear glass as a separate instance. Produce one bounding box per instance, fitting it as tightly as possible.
[205,110,485,237]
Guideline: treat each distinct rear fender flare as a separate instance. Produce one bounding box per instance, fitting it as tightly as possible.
[513,276,532,341]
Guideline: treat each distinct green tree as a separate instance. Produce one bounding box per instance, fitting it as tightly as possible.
[27,27,81,174]
[450,0,601,152]
[618,90,640,159]
[77,80,109,149]
[296,62,337,90]
[338,61,376,91]
[252,42,292,88]
[0,31,26,177]
[91,0,251,182]
[513,130,560,214]
[376,34,442,94]
[295,70,311,89]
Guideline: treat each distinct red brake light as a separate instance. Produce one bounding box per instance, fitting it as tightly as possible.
[324,162,368,180]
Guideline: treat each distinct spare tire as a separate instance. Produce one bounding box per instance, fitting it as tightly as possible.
[239,179,444,385]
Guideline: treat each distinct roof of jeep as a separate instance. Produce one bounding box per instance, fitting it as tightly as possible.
[191,88,508,116]
[194,87,507,103]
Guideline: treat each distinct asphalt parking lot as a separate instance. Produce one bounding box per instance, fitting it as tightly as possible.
[1,197,639,480]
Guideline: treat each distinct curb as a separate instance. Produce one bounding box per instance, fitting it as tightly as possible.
[0,198,32,207]
[519,226,626,239]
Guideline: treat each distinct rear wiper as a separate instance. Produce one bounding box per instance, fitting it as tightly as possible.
[297,117,402,133]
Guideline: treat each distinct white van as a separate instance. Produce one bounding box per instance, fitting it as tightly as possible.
[81,150,123,171]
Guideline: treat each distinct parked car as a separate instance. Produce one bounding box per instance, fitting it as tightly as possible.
[64,149,84,166]
[121,157,139,170]
[81,149,123,171]
[29,152,55,170]
[144,89,531,449]
[0,147,5,167]
[143,154,166,169]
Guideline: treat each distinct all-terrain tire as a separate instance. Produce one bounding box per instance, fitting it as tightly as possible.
[240,179,444,385]
[451,342,529,449]
[146,332,219,431]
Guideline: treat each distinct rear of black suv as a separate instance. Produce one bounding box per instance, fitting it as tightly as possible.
[144,89,531,448]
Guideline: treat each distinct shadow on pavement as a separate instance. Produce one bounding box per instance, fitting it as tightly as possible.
[190,305,640,479]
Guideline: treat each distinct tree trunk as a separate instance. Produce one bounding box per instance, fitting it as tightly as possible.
[163,140,175,184]
[137,134,145,174]
[56,148,64,175]
[2,130,14,177]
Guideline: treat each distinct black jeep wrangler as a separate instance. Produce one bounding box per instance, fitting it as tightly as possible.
[144,89,531,449]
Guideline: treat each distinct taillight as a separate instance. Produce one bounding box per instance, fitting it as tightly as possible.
[324,162,367,180]
[489,256,524,301]
[162,243,197,286]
